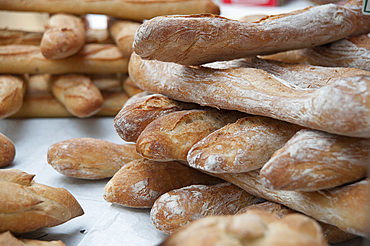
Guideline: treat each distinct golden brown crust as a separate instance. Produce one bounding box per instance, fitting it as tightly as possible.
[41,14,86,59]
[0,169,84,234]
[260,129,369,191]
[47,138,142,179]
[187,116,303,173]
[150,183,265,234]
[0,28,43,46]
[136,109,245,161]
[103,158,221,208]
[0,133,16,168]
[0,44,128,74]
[160,210,328,246]
[129,53,370,138]
[0,231,66,246]
[133,1,369,65]
[0,0,220,22]
[0,75,25,118]
[122,76,145,97]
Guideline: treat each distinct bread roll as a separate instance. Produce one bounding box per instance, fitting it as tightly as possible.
[260,129,369,191]
[150,182,265,234]
[108,19,141,59]
[0,44,128,74]
[0,231,66,246]
[41,13,86,59]
[0,169,84,233]
[160,209,328,246]
[187,116,303,173]
[133,0,370,65]
[103,158,221,208]
[122,76,144,97]
[114,93,198,143]
[47,138,142,179]
[0,75,25,118]
[129,53,370,138]
[136,109,245,161]
[0,0,220,22]
[237,201,355,244]
[51,74,104,118]
[0,133,15,167]
[217,170,369,237]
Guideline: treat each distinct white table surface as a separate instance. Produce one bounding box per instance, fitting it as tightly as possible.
[1,1,368,245]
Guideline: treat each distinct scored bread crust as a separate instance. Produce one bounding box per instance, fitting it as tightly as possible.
[0,75,25,119]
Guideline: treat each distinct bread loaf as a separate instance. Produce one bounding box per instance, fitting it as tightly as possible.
[260,129,369,191]
[0,44,128,74]
[217,170,369,237]
[114,93,198,143]
[0,231,66,246]
[122,76,144,97]
[133,0,370,65]
[47,138,142,179]
[129,53,370,138]
[187,116,302,173]
[41,13,86,59]
[150,182,265,234]
[0,133,15,167]
[51,74,104,118]
[160,209,328,246]
[237,201,355,243]
[0,169,84,233]
[0,75,25,118]
[0,0,220,22]
[103,158,221,208]
[136,109,245,161]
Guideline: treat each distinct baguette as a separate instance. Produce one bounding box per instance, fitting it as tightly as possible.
[51,74,104,118]
[114,93,198,143]
[122,76,144,97]
[41,14,86,59]
[0,169,84,233]
[150,182,265,234]
[133,0,370,65]
[262,33,370,71]
[0,231,66,246]
[0,44,128,74]
[217,170,369,237]
[0,0,220,22]
[187,116,303,173]
[47,138,142,180]
[103,158,221,208]
[129,53,370,138]
[0,75,25,118]
[237,201,355,243]
[260,129,369,191]
[0,133,15,167]
[160,209,328,246]
[136,109,245,162]
[108,18,141,59]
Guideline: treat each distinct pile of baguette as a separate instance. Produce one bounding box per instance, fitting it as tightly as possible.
[1,0,370,245]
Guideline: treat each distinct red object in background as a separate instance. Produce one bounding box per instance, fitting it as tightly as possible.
[222,0,284,6]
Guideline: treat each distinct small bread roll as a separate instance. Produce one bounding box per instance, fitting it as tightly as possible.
[0,133,15,167]
[0,75,25,118]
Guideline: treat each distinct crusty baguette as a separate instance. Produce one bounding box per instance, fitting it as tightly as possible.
[41,13,86,59]
[0,133,15,167]
[237,201,355,244]
[0,231,66,246]
[262,33,370,71]
[217,170,369,237]
[150,182,265,234]
[114,93,198,143]
[103,158,221,208]
[51,74,104,118]
[0,75,25,118]
[47,138,142,180]
[129,53,370,138]
[108,18,141,59]
[133,0,370,65]
[187,116,303,173]
[0,0,220,22]
[160,209,328,246]
[136,109,245,161]
[122,76,144,97]
[85,28,114,44]
[0,169,84,233]
[260,129,369,191]
[0,44,128,74]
